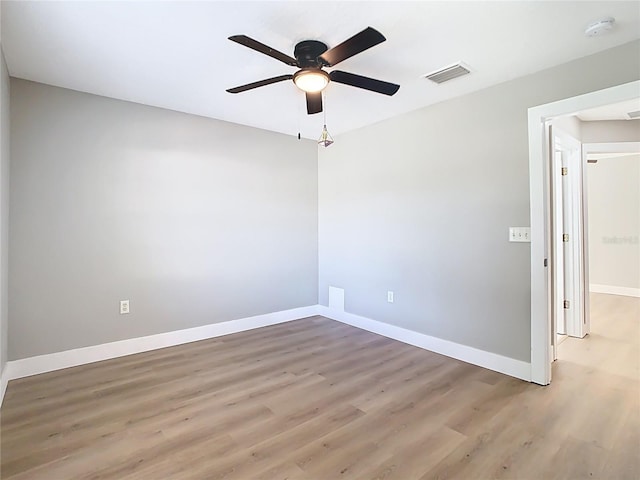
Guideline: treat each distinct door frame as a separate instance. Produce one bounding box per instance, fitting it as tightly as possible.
[527,80,640,386]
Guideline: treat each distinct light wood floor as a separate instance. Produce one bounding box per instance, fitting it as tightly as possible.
[1,293,638,479]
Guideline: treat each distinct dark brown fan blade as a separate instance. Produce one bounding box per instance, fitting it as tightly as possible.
[306,92,323,114]
[226,75,293,94]
[229,35,298,66]
[329,70,400,96]
[319,27,386,67]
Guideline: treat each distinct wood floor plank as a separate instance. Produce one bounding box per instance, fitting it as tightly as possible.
[355,426,467,480]
[2,294,638,479]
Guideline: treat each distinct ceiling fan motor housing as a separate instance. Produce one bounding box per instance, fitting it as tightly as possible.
[294,40,328,68]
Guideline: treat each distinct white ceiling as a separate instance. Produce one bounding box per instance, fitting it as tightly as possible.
[2,1,640,139]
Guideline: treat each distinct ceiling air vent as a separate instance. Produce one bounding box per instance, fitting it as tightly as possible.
[423,63,471,84]
[627,110,640,119]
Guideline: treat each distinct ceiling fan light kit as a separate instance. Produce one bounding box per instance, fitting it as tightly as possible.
[293,69,329,93]
[318,124,334,148]
[226,27,400,115]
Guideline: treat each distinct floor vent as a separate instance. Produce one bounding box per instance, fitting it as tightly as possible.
[423,63,471,84]
[627,110,640,119]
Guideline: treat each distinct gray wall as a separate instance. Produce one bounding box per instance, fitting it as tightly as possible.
[0,48,9,372]
[582,120,640,143]
[10,80,318,359]
[553,115,582,140]
[318,40,640,362]
[587,154,640,290]
[582,119,640,291]
[552,118,640,144]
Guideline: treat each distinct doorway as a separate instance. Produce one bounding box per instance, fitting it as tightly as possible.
[583,142,640,299]
[528,80,640,385]
[553,139,640,369]
[558,142,639,380]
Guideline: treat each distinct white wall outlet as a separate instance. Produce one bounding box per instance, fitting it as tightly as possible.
[387,291,394,303]
[509,227,531,243]
[120,300,130,315]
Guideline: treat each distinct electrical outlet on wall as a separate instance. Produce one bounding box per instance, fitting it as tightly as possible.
[120,300,130,315]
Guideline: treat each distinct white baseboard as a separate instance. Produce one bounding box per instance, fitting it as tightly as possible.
[590,284,640,298]
[318,306,532,382]
[1,364,8,406]
[1,303,534,407]
[1,305,319,401]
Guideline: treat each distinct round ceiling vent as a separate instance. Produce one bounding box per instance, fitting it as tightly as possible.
[584,17,615,37]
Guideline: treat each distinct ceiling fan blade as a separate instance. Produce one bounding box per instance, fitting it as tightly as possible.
[329,70,400,96]
[306,92,323,114]
[226,74,293,94]
[319,27,386,67]
[229,35,298,66]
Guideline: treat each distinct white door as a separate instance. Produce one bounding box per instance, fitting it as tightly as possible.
[557,130,584,338]
[550,126,583,367]
[551,147,566,340]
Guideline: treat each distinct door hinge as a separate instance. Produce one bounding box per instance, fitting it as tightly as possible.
[561,167,568,176]
[563,300,570,309]
[563,233,569,242]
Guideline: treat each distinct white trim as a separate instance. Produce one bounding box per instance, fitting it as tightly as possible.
[590,284,640,298]
[528,80,640,386]
[318,306,531,382]
[1,306,319,388]
[1,364,8,406]
[1,304,536,407]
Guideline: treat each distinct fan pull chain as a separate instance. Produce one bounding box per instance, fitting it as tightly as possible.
[323,91,327,126]
[297,93,301,140]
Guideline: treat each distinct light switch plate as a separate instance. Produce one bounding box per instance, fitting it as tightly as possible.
[509,227,531,243]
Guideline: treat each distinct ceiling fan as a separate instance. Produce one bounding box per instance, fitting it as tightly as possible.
[226,27,400,115]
